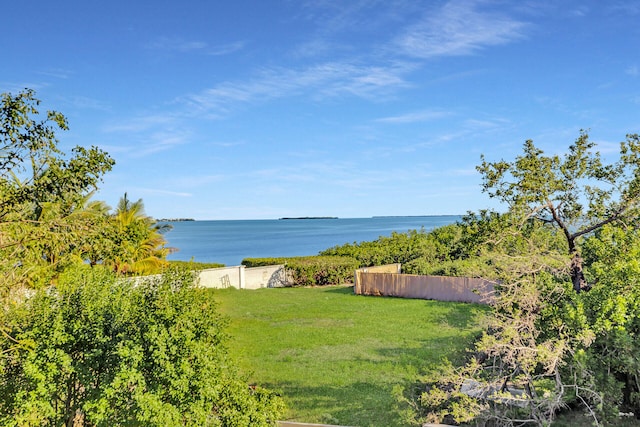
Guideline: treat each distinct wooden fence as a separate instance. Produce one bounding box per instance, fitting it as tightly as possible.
[354,267,495,304]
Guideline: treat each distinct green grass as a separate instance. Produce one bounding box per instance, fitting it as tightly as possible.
[210,285,488,426]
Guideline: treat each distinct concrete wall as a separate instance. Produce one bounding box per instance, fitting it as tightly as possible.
[198,265,286,289]
[198,266,244,288]
[243,265,287,289]
[355,268,495,304]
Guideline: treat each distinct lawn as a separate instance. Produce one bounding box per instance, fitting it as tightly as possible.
[210,285,488,426]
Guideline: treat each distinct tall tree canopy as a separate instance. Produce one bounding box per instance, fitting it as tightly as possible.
[477,131,640,292]
[0,89,114,294]
[0,89,114,220]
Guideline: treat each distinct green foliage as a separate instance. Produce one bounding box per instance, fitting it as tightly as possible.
[404,256,496,278]
[0,90,114,295]
[320,228,455,267]
[80,193,175,276]
[400,212,567,279]
[168,260,226,269]
[413,170,640,426]
[415,239,579,425]
[580,225,640,418]
[415,359,488,425]
[0,266,285,426]
[243,256,359,286]
[0,90,284,427]
[0,89,114,220]
[478,131,640,292]
[239,258,283,268]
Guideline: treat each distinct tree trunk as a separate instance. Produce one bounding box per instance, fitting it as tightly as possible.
[570,251,587,293]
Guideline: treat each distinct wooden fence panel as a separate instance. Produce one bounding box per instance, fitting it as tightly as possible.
[355,271,494,304]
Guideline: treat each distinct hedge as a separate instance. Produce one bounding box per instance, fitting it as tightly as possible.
[242,256,359,287]
[167,260,226,270]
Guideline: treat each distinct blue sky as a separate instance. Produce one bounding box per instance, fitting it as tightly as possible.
[2,1,639,219]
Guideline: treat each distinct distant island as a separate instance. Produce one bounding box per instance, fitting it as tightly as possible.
[372,215,457,218]
[156,218,195,222]
[279,216,338,220]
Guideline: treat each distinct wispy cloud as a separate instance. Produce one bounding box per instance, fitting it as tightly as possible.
[133,130,191,157]
[394,0,528,59]
[298,0,415,35]
[183,60,414,115]
[207,41,246,56]
[135,188,193,197]
[146,37,245,55]
[446,167,478,177]
[568,5,590,17]
[102,112,190,157]
[208,140,245,148]
[61,95,110,111]
[376,109,452,124]
[36,68,73,79]
[103,113,180,133]
[626,65,639,77]
[609,2,640,15]
[172,174,226,188]
[0,82,49,93]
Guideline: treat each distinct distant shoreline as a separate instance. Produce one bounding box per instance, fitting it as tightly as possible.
[279,216,339,220]
[372,215,458,218]
[157,218,195,222]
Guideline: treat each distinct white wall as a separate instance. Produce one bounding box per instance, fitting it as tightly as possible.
[197,265,286,289]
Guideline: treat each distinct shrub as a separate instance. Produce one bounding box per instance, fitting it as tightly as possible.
[242,256,359,286]
[0,266,284,426]
[168,260,226,269]
[320,228,444,267]
[403,256,498,278]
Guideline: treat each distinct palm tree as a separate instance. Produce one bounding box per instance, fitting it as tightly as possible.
[109,193,175,275]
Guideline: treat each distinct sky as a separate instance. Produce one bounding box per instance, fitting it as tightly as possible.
[2,0,639,220]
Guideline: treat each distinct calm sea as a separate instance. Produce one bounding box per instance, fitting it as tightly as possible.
[163,216,461,266]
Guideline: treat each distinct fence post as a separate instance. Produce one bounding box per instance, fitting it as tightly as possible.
[239,265,246,289]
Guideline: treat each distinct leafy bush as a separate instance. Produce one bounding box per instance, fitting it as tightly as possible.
[241,258,287,268]
[403,256,497,278]
[168,260,226,269]
[580,225,640,419]
[0,266,284,426]
[242,256,359,286]
[320,228,446,267]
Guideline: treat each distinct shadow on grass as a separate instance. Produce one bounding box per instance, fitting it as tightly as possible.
[345,287,490,330]
[321,285,356,295]
[263,335,479,427]
[268,380,409,427]
[431,302,489,330]
[374,335,475,370]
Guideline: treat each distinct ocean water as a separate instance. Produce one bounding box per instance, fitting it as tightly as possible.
[163,216,461,266]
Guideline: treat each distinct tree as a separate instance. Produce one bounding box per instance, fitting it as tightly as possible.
[414,215,584,426]
[0,89,114,296]
[0,89,114,220]
[477,131,640,292]
[581,225,640,418]
[414,132,640,426]
[106,193,174,275]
